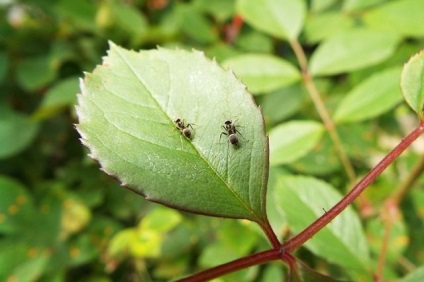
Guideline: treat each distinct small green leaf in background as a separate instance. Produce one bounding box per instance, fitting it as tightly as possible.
[342,0,382,12]
[16,55,57,91]
[223,54,301,94]
[0,176,35,234]
[77,42,269,223]
[269,121,324,166]
[363,0,424,38]
[292,259,344,282]
[0,105,39,159]
[32,76,80,121]
[108,208,181,259]
[176,4,218,44]
[400,49,424,120]
[275,175,371,280]
[199,220,259,281]
[400,267,424,282]
[333,67,402,123]
[367,217,408,266]
[237,0,306,40]
[304,12,354,44]
[309,29,400,76]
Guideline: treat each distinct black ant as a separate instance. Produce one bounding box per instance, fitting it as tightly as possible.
[220,119,243,146]
[174,118,193,139]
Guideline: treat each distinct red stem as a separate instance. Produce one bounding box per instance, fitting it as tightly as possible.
[177,249,281,282]
[258,218,281,249]
[282,122,424,252]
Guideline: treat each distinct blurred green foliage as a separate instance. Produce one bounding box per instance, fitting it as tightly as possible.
[1,0,424,281]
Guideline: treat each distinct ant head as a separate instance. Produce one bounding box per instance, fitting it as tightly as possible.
[174,118,182,123]
[224,119,232,125]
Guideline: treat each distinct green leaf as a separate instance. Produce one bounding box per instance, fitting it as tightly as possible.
[400,266,424,282]
[304,12,354,44]
[237,0,306,40]
[269,121,324,166]
[261,84,307,125]
[292,258,344,282]
[333,67,402,123]
[309,29,400,76]
[32,76,80,121]
[0,106,39,159]
[0,241,49,282]
[16,55,57,91]
[0,176,35,234]
[222,54,301,94]
[76,42,269,222]
[400,49,424,119]
[139,207,182,233]
[363,0,424,38]
[176,4,218,44]
[275,175,371,278]
[342,0,383,11]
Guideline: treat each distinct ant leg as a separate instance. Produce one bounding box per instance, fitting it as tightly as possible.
[219,132,228,142]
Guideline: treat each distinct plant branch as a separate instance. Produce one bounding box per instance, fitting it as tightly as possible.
[258,218,281,249]
[376,200,397,280]
[282,122,424,252]
[177,249,281,282]
[391,153,424,205]
[289,39,357,183]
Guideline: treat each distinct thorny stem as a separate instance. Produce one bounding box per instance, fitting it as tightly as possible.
[289,40,357,183]
[282,123,424,252]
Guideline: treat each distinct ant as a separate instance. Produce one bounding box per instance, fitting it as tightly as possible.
[220,119,243,146]
[174,118,193,139]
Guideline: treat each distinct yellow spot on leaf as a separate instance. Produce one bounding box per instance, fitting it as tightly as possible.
[28,247,38,258]
[8,204,18,214]
[16,195,26,205]
[70,246,80,258]
[395,235,409,247]
[7,274,17,282]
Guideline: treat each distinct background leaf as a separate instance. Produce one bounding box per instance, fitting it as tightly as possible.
[0,106,39,159]
[275,175,371,279]
[363,0,424,38]
[237,0,306,40]
[269,121,324,165]
[76,43,269,222]
[400,49,424,119]
[309,29,400,76]
[333,67,402,123]
[400,267,424,282]
[223,54,301,94]
[32,76,80,121]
